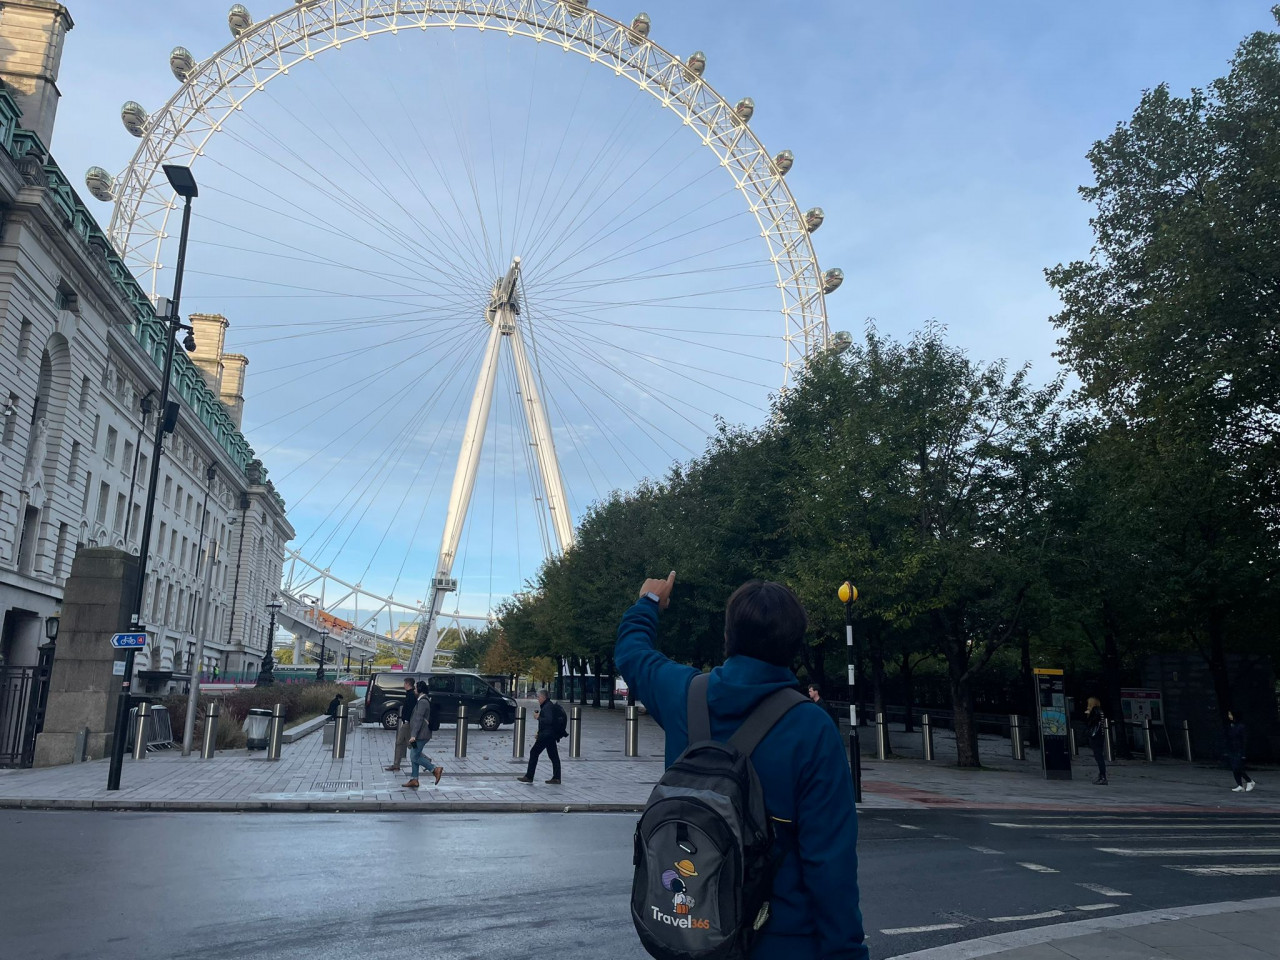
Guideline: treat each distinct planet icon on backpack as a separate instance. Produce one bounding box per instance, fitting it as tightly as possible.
[674,859,698,878]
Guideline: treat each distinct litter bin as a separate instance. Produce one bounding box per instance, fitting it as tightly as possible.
[245,708,272,751]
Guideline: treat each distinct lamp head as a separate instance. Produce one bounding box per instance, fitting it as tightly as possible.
[162,163,198,199]
[838,581,857,604]
[45,611,60,641]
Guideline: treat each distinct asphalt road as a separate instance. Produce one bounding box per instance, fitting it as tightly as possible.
[1,808,1277,959]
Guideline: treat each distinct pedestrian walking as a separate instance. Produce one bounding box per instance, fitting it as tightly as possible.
[385,677,417,772]
[617,572,868,960]
[402,680,443,789]
[516,689,565,784]
[1086,696,1108,785]
[808,683,839,729]
[1226,711,1257,793]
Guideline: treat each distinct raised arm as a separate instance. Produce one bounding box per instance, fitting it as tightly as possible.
[613,572,693,731]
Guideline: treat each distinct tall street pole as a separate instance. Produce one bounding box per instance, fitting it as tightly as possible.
[181,539,219,756]
[108,165,198,791]
[839,581,863,803]
[257,598,281,687]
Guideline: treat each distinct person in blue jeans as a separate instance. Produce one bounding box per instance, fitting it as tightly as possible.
[616,572,869,960]
[402,680,443,789]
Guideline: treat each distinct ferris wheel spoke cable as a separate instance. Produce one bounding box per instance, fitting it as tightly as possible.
[212,117,490,296]
[304,343,482,564]
[503,345,556,560]
[257,320,485,456]
[246,77,495,288]
[236,311,455,350]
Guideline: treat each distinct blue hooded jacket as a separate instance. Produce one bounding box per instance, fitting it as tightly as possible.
[616,599,869,960]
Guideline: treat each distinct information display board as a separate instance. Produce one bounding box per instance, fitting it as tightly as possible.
[1034,668,1072,780]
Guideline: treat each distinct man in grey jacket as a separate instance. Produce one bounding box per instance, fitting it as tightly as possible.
[402,680,444,789]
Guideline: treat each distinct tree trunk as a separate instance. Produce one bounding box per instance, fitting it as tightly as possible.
[1020,628,1038,750]
[607,658,616,710]
[900,654,916,734]
[1205,606,1233,724]
[1101,606,1131,759]
[578,657,588,706]
[591,656,602,708]
[949,661,981,767]
[871,635,890,755]
[554,660,565,701]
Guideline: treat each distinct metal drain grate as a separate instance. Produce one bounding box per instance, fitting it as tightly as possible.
[313,780,362,791]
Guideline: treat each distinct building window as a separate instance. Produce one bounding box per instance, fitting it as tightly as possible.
[81,471,93,513]
[78,376,91,412]
[169,529,178,561]
[18,505,40,573]
[186,494,194,523]
[181,537,188,569]
[91,414,100,449]
[138,453,148,480]
[130,505,141,540]
[95,482,110,525]
[105,426,118,463]
[16,318,31,361]
[163,476,172,506]
[3,393,17,445]
[67,441,81,485]
[122,439,134,474]
[53,523,69,580]
[55,280,79,313]
[176,486,184,516]
[113,493,126,533]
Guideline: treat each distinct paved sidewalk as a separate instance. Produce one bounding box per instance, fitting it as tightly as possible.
[0,702,1272,812]
[887,898,1280,959]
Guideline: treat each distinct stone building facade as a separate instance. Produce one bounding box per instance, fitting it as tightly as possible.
[0,1,293,705]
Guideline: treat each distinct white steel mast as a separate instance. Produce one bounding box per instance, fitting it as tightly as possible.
[409,258,572,671]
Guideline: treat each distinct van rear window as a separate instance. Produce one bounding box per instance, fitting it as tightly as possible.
[373,674,399,689]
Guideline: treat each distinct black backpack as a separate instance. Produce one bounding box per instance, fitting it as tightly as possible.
[427,696,441,732]
[553,702,569,741]
[631,673,806,960]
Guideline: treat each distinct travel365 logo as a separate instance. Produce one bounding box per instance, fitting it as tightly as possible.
[653,858,711,929]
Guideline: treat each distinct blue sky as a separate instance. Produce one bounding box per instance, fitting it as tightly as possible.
[49,1,1276,618]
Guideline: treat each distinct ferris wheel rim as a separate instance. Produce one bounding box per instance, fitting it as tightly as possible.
[104,0,831,386]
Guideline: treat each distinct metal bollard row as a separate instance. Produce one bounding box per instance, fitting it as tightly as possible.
[200,701,220,759]
[569,706,582,759]
[1142,716,1155,762]
[513,706,527,758]
[454,705,469,758]
[624,704,639,757]
[874,712,888,760]
[921,713,934,761]
[267,703,284,761]
[1010,714,1025,761]
[131,702,151,760]
[1182,719,1194,763]
[332,702,349,759]
[1103,717,1114,764]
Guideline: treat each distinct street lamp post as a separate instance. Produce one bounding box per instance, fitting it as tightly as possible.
[839,581,863,803]
[122,391,153,543]
[258,597,282,686]
[316,629,330,682]
[344,642,352,673]
[108,164,200,791]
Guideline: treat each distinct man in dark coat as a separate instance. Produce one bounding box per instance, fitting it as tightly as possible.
[1227,711,1257,793]
[386,677,417,772]
[516,689,564,784]
[616,573,868,960]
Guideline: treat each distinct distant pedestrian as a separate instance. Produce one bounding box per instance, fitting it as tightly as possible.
[808,683,839,729]
[1086,697,1108,785]
[211,665,219,682]
[385,677,417,772]
[516,689,565,784]
[1226,711,1256,793]
[402,680,443,789]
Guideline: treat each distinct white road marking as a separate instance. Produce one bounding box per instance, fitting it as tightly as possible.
[992,822,1275,830]
[990,909,1065,922]
[896,823,922,830]
[1075,904,1119,912]
[881,923,965,935]
[1017,862,1059,874]
[1170,865,1280,876]
[1099,847,1280,857]
[1077,883,1131,897]
[969,845,1004,855]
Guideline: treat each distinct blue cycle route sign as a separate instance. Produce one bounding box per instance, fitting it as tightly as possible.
[109,632,148,649]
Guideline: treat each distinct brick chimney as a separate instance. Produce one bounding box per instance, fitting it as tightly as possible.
[187,313,229,393]
[0,1,73,148]
[220,354,247,430]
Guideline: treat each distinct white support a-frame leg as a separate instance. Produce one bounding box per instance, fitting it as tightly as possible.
[409,257,572,671]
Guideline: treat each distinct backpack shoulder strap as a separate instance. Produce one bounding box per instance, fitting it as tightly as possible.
[729,688,809,758]
[687,672,711,744]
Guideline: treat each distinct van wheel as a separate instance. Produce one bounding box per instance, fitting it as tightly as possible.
[480,710,501,732]
[381,709,399,730]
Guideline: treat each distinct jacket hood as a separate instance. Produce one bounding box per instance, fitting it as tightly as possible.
[705,655,799,722]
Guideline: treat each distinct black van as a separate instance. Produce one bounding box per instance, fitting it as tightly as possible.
[366,671,517,732]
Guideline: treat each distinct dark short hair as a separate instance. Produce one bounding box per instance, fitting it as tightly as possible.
[808,683,822,695]
[724,581,807,668]
[403,678,414,686]
[416,680,429,694]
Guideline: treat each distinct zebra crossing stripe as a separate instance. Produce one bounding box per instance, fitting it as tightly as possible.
[989,909,1064,922]
[1099,847,1280,857]
[1075,904,1118,912]
[1017,862,1059,873]
[1170,865,1280,876]
[1077,883,1130,897]
[880,923,965,935]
